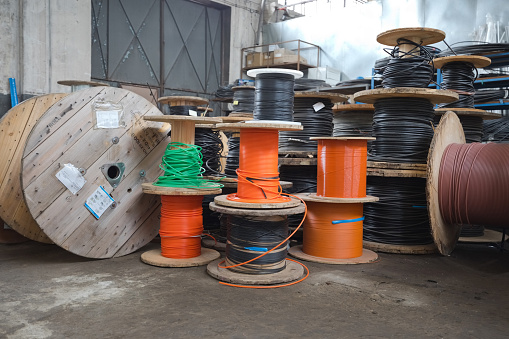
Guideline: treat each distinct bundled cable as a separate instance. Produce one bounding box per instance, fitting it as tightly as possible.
[232,87,255,113]
[371,98,435,163]
[381,38,434,88]
[214,84,234,98]
[438,62,477,108]
[154,142,222,188]
[294,78,329,91]
[474,89,509,103]
[363,177,433,246]
[333,111,373,137]
[194,128,223,176]
[224,134,240,177]
[279,97,333,152]
[482,116,509,142]
[253,73,295,121]
[225,215,288,274]
[168,105,198,116]
[437,42,509,57]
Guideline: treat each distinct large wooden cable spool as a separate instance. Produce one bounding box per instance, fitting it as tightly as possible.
[21,87,171,258]
[0,93,67,243]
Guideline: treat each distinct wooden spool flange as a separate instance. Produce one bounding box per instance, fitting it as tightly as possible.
[209,201,305,216]
[434,108,501,120]
[377,27,445,58]
[228,112,253,118]
[144,115,222,145]
[207,258,305,285]
[354,88,459,105]
[427,111,466,255]
[433,55,491,69]
[204,177,292,190]
[141,248,220,267]
[232,86,255,91]
[215,122,303,132]
[57,80,110,92]
[21,87,172,258]
[197,107,213,114]
[333,104,374,112]
[294,91,349,104]
[279,157,317,166]
[363,240,437,255]
[0,93,67,243]
[158,96,208,107]
[296,193,379,204]
[214,194,302,210]
[219,116,253,123]
[289,245,378,265]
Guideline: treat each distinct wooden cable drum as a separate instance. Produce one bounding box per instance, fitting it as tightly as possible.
[21,87,171,258]
[0,93,67,243]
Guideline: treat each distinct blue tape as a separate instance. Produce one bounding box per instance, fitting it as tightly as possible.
[412,205,427,209]
[332,216,364,224]
[244,247,268,252]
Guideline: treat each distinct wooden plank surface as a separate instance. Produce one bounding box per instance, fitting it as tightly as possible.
[0,93,67,243]
[21,87,172,258]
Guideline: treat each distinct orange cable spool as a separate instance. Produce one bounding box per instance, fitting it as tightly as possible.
[303,202,364,259]
[317,138,368,198]
[227,128,290,203]
[159,195,204,259]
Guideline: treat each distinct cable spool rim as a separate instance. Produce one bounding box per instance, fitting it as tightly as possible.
[426,111,466,255]
[297,193,379,203]
[333,104,374,112]
[294,91,349,103]
[434,108,501,120]
[376,27,446,46]
[158,96,209,106]
[310,136,376,141]
[433,55,491,69]
[247,68,304,79]
[215,122,303,131]
[353,88,459,104]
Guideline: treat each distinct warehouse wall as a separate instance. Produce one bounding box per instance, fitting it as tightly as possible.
[263,0,509,80]
[0,0,91,119]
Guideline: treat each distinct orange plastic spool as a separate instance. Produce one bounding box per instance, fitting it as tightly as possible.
[159,195,203,258]
[227,128,290,203]
[303,201,363,259]
[316,139,368,198]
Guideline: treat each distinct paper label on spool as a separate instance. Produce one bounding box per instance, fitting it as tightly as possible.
[93,100,125,129]
[56,164,86,195]
[85,186,114,219]
[313,102,325,112]
[188,110,197,117]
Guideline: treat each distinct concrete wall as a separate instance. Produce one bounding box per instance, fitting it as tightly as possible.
[0,0,90,118]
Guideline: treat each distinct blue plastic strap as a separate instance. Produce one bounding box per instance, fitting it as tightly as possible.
[332,216,365,224]
[244,247,268,252]
[9,78,18,107]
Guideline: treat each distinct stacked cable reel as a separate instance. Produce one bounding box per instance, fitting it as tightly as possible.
[289,137,380,264]
[428,111,509,255]
[354,27,459,254]
[140,96,223,267]
[207,68,309,287]
[278,91,348,237]
[19,87,173,258]
[0,93,68,244]
[433,55,506,243]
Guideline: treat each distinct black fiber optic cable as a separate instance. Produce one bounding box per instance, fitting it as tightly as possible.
[279,97,334,152]
[483,116,509,142]
[226,215,288,274]
[438,61,477,108]
[437,42,509,57]
[254,73,295,121]
[194,128,223,176]
[474,89,509,103]
[167,105,198,116]
[370,98,435,164]
[224,134,240,177]
[363,176,433,246]
[232,87,255,113]
[215,84,234,98]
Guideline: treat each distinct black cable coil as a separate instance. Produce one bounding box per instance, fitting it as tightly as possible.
[459,224,485,237]
[381,39,434,88]
[226,215,288,274]
[438,61,477,108]
[194,127,223,176]
[437,42,509,57]
[214,84,234,98]
[370,98,435,163]
[482,116,509,143]
[474,89,509,103]
[279,97,333,152]
[232,87,255,113]
[433,115,483,143]
[294,78,330,91]
[224,134,240,177]
[253,73,295,121]
[280,165,317,233]
[333,111,373,137]
[363,176,433,246]
[167,105,198,116]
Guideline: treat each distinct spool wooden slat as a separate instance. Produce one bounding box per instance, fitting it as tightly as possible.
[354,88,459,105]
[21,87,172,258]
[0,93,67,243]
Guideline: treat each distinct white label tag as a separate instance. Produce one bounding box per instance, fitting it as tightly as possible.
[96,110,120,128]
[313,102,325,112]
[85,186,114,219]
[56,164,86,194]
[188,110,197,117]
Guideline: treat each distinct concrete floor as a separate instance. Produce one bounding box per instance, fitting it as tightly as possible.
[1,241,508,339]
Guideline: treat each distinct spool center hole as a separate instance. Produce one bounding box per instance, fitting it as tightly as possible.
[107,165,121,180]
